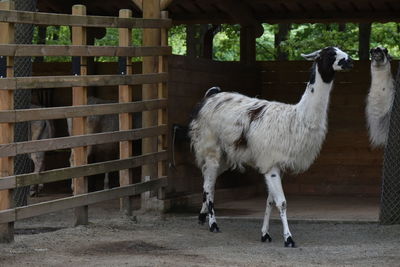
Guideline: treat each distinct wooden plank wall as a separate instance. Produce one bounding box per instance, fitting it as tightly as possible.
[259,60,395,196]
[167,55,262,198]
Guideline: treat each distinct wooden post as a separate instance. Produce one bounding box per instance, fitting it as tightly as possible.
[359,23,371,61]
[71,4,88,226]
[0,0,15,243]
[142,0,160,207]
[157,11,169,200]
[240,26,256,66]
[118,9,134,215]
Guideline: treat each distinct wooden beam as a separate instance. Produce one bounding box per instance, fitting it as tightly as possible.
[0,177,167,224]
[0,10,171,28]
[71,4,88,226]
[161,0,174,10]
[215,0,264,37]
[157,10,169,200]
[0,44,171,57]
[14,152,168,188]
[142,0,160,204]
[131,0,142,11]
[0,126,167,158]
[0,0,14,243]
[0,73,168,90]
[0,99,167,123]
[118,9,134,216]
[240,26,256,66]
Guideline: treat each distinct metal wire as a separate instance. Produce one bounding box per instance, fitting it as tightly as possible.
[12,0,36,207]
[380,62,400,224]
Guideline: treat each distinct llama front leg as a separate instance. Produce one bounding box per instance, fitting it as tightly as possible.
[261,194,273,242]
[198,192,208,225]
[264,167,295,247]
[200,158,220,232]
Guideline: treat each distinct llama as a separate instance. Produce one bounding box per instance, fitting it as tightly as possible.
[68,96,119,191]
[189,47,353,247]
[29,105,55,196]
[366,46,395,147]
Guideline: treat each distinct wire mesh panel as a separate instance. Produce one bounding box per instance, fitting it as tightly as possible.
[380,62,400,224]
[13,0,36,207]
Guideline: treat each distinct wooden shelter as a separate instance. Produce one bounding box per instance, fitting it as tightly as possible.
[0,0,397,240]
[34,0,400,201]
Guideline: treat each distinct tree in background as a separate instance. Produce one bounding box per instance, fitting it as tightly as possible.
[33,23,400,62]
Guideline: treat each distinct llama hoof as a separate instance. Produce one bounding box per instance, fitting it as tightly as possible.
[209,223,220,233]
[261,233,272,242]
[198,213,207,225]
[284,236,296,248]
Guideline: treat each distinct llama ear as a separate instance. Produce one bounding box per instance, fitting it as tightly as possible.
[301,50,321,61]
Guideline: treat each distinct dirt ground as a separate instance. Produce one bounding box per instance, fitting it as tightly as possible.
[0,199,399,267]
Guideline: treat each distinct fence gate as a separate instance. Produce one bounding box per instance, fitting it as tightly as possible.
[0,1,171,242]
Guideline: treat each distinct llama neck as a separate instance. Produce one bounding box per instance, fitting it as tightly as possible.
[297,63,333,127]
[371,63,393,87]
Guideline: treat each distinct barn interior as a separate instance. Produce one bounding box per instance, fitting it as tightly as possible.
[30,0,400,221]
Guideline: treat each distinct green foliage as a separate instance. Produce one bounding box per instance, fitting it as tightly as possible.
[279,23,359,60]
[169,25,186,55]
[371,23,400,57]
[213,24,240,61]
[33,26,72,62]
[31,22,400,62]
[94,28,142,62]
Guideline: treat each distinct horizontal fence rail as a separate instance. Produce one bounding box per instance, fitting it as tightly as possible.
[0,72,168,90]
[0,125,167,157]
[0,177,167,223]
[0,44,172,57]
[0,10,172,28]
[0,151,167,190]
[0,98,167,122]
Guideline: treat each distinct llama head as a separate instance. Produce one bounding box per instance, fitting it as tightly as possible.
[301,47,353,71]
[302,47,353,83]
[370,46,391,67]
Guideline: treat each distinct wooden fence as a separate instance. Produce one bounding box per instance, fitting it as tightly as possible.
[0,2,170,242]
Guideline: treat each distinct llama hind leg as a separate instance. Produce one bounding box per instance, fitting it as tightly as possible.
[264,166,295,247]
[200,157,220,232]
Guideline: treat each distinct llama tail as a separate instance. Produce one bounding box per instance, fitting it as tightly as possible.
[204,86,221,98]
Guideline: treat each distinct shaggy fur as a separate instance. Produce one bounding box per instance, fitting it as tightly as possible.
[366,46,395,147]
[189,47,353,247]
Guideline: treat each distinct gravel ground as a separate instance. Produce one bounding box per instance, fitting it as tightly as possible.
[0,202,399,267]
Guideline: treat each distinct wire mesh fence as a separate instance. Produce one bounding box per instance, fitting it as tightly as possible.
[12,0,36,207]
[380,62,400,224]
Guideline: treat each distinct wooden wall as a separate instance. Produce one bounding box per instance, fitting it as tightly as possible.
[167,55,262,198]
[259,60,396,197]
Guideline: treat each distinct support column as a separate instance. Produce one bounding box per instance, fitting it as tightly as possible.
[0,0,15,243]
[71,4,88,226]
[142,0,161,209]
[240,26,256,66]
[118,9,134,215]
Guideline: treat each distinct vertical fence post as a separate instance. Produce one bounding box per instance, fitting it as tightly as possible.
[0,0,15,243]
[71,4,88,226]
[157,11,169,200]
[118,9,134,215]
[142,0,161,209]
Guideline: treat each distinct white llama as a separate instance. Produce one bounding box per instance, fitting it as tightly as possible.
[189,47,353,247]
[366,46,395,147]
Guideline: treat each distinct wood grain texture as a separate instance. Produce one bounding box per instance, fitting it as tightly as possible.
[0,177,167,223]
[0,9,171,28]
[0,44,171,57]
